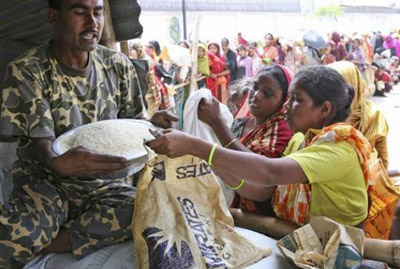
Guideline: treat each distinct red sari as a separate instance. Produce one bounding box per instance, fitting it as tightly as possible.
[205,51,229,105]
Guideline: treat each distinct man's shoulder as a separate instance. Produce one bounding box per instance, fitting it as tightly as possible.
[94,45,132,66]
[10,44,50,67]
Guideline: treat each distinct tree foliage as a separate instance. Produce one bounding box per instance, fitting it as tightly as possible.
[315,5,344,19]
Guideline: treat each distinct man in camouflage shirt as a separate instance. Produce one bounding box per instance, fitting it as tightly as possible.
[0,0,177,266]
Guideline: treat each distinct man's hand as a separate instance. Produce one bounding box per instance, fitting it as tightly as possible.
[51,146,130,177]
[150,110,179,128]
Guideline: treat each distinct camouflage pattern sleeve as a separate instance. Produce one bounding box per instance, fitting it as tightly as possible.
[0,54,55,141]
[117,55,147,120]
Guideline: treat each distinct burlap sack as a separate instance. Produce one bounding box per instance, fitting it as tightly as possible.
[132,154,271,268]
[277,216,364,269]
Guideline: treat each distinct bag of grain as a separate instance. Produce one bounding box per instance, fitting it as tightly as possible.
[132,154,271,268]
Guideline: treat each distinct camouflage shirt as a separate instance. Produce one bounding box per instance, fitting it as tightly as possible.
[0,43,145,185]
[0,43,144,140]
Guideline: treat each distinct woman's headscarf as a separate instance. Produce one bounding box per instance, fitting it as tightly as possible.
[328,61,388,158]
[330,31,347,61]
[235,64,293,119]
[383,35,400,58]
[331,31,341,44]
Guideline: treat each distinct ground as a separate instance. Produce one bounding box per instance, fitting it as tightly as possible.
[371,85,400,172]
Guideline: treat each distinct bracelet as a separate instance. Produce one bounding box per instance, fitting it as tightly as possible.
[224,138,237,148]
[207,143,218,166]
[227,179,245,190]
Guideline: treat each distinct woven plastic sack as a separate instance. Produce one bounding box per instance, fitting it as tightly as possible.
[133,154,271,268]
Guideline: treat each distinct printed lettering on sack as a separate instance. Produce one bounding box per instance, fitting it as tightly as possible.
[176,163,212,180]
[150,161,166,181]
[177,196,231,268]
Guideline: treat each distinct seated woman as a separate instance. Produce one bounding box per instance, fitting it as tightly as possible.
[148,66,372,227]
[197,65,293,215]
[328,61,389,169]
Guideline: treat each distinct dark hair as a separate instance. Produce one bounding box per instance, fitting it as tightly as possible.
[230,77,254,96]
[177,40,190,49]
[293,66,355,123]
[256,65,290,98]
[249,41,258,48]
[208,42,221,54]
[237,44,247,51]
[221,38,229,45]
[148,40,161,56]
[265,33,274,40]
[48,0,61,9]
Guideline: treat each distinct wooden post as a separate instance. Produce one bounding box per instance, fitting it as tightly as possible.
[100,0,117,50]
[231,208,298,239]
[189,16,199,95]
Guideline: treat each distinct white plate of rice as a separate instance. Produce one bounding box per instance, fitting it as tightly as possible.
[52,119,156,179]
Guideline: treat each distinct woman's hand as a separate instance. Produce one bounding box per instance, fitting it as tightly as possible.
[198,97,224,128]
[146,129,196,158]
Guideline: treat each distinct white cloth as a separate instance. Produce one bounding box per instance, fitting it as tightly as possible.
[183,88,235,205]
[183,88,234,145]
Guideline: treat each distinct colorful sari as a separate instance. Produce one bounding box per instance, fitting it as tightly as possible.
[231,111,293,215]
[328,61,389,168]
[263,46,279,62]
[231,65,294,215]
[272,123,372,226]
[205,49,228,105]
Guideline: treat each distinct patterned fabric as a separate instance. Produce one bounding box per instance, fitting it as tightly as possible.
[0,43,142,264]
[231,114,293,215]
[272,123,372,226]
[0,44,144,139]
[145,67,162,118]
[230,65,294,215]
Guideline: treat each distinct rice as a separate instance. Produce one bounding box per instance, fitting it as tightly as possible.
[58,120,154,158]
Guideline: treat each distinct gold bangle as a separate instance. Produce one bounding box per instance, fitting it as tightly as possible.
[207,143,218,166]
[224,138,237,148]
[227,179,245,190]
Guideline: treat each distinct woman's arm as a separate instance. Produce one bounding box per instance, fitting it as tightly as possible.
[214,167,275,201]
[147,130,308,186]
[215,69,231,77]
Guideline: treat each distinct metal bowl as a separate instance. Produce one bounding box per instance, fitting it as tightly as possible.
[52,119,154,179]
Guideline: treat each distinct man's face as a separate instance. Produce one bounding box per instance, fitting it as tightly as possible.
[49,0,104,52]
